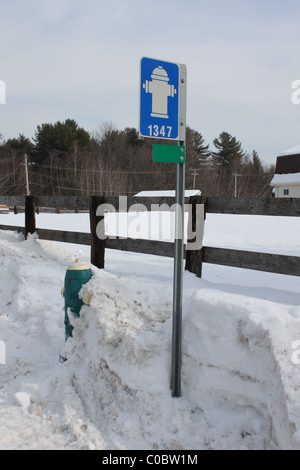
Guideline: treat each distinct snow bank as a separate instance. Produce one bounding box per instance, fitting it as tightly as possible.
[1,213,300,449]
[183,289,300,449]
[58,268,300,450]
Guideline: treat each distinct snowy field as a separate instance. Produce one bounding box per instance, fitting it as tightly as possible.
[1,211,300,450]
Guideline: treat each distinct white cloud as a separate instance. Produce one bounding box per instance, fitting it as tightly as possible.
[1,0,300,164]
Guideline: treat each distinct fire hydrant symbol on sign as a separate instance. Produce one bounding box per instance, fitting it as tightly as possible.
[143,66,177,119]
[139,57,182,140]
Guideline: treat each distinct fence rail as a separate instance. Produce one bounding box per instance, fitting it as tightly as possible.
[0,195,300,277]
[205,196,300,217]
[4,194,300,216]
[203,247,300,277]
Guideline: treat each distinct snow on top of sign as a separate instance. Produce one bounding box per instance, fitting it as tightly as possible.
[278,145,300,157]
[134,190,201,197]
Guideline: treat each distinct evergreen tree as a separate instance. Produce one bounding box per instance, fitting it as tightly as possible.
[124,127,144,147]
[186,127,210,164]
[32,119,91,162]
[252,150,263,175]
[211,131,245,166]
[4,133,34,156]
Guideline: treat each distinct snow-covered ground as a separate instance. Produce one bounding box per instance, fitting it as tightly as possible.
[0,211,300,450]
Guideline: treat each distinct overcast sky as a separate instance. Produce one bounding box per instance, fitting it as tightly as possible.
[1,0,300,165]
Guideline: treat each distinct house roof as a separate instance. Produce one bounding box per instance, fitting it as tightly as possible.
[270,172,300,186]
[270,145,300,186]
[134,190,201,197]
[275,154,300,175]
[278,144,300,157]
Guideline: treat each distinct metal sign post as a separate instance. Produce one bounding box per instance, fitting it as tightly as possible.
[139,57,187,397]
[171,149,185,397]
[171,63,187,398]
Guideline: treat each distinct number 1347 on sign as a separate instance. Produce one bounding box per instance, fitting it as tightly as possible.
[148,125,172,138]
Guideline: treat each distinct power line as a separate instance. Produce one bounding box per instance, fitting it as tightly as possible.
[33,163,174,175]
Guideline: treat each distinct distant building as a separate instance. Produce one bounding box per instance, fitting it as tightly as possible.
[270,145,300,198]
[134,190,201,198]
[0,205,9,214]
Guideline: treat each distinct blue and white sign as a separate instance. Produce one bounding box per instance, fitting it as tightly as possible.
[139,57,182,140]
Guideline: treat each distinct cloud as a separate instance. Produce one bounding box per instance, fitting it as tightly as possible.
[1,0,300,163]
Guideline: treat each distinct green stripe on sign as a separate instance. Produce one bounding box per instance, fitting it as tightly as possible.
[153,144,185,163]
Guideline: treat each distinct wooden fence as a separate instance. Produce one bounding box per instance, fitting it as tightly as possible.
[1,195,300,277]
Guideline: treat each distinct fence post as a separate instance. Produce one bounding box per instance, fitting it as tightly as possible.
[89,196,105,269]
[25,195,36,239]
[185,196,206,278]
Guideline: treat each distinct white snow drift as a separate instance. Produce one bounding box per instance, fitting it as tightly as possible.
[0,212,300,449]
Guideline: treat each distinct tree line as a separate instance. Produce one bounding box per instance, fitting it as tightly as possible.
[0,119,275,198]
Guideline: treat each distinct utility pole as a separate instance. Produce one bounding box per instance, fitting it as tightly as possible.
[24,154,30,196]
[233,173,240,198]
[191,169,198,189]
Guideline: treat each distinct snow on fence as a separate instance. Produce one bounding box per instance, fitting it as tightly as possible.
[1,195,300,277]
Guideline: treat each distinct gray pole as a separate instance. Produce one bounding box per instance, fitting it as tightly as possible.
[171,146,185,397]
[24,154,30,196]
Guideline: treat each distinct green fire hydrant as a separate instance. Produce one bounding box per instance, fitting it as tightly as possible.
[63,259,92,341]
